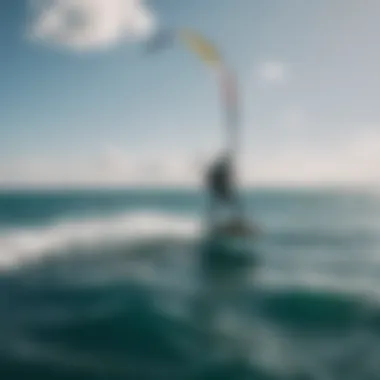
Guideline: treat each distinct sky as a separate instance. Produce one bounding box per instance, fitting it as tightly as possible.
[1,0,380,188]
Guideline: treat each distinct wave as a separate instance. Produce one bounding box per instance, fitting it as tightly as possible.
[1,209,380,300]
[2,213,380,379]
[0,211,199,269]
[2,279,380,380]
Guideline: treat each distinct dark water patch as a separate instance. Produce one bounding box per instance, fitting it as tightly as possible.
[33,300,192,361]
[2,279,380,379]
[259,290,380,334]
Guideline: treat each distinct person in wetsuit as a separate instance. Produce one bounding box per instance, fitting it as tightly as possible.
[206,154,242,229]
[207,155,233,201]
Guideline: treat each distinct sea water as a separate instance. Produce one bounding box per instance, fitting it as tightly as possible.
[1,188,380,379]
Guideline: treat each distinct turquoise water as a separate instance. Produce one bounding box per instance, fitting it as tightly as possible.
[1,188,380,379]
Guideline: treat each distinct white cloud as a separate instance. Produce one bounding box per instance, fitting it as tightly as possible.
[0,148,201,189]
[241,126,380,186]
[257,61,289,84]
[1,129,380,189]
[29,0,156,51]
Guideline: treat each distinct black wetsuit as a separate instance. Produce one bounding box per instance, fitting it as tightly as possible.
[207,157,234,201]
[206,156,243,229]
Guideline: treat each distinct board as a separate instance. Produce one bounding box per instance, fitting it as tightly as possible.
[200,219,259,284]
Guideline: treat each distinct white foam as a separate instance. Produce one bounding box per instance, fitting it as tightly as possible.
[0,211,199,269]
[253,266,380,300]
[2,209,380,301]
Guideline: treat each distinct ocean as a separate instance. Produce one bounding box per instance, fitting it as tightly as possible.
[1,188,380,379]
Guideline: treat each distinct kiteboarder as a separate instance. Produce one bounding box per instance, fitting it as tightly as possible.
[205,151,260,237]
[207,154,234,212]
[205,153,243,231]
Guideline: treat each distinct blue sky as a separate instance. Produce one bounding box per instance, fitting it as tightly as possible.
[1,0,380,187]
